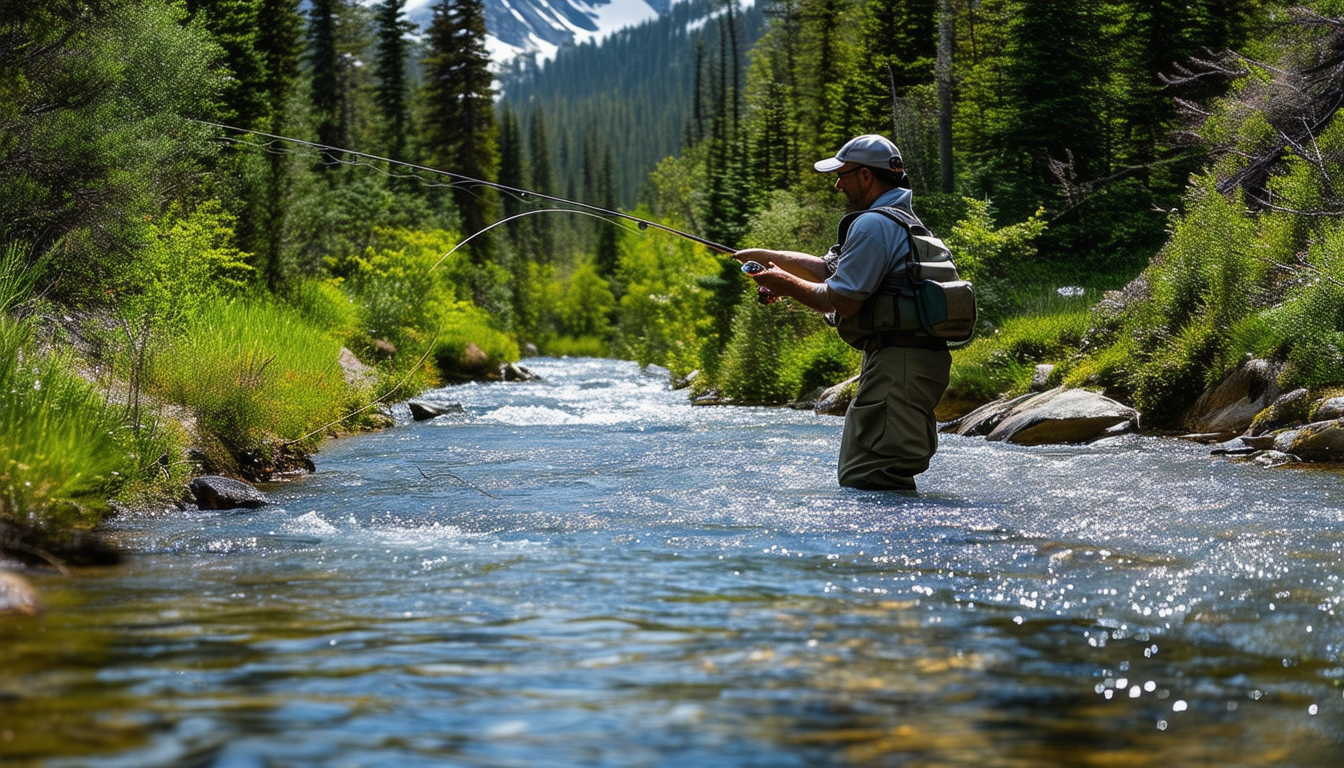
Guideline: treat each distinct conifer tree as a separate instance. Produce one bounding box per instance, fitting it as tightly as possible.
[373,0,413,162]
[851,0,936,134]
[184,0,268,129]
[528,106,556,263]
[594,147,621,281]
[308,0,345,170]
[497,105,526,233]
[423,0,499,264]
[256,0,303,289]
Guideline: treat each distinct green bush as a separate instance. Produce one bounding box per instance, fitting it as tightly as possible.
[614,216,721,374]
[431,306,520,379]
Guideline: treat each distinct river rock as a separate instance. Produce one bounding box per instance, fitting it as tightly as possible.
[671,369,699,390]
[944,388,1139,446]
[501,362,540,382]
[0,572,40,616]
[407,400,465,421]
[1248,388,1311,435]
[1255,450,1300,468]
[1314,397,1344,421]
[1183,358,1281,434]
[1272,420,1344,462]
[790,386,826,410]
[338,347,377,390]
[814,376,859,417]
[941,393,1035,437]
[188,475,268,510]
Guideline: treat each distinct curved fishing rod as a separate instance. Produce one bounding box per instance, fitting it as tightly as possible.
[429,208,624,271]
[190,120,739,256]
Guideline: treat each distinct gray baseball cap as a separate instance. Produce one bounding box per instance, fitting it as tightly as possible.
[814,134,903,173]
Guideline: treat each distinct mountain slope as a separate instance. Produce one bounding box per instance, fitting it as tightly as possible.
[402,0,681,63]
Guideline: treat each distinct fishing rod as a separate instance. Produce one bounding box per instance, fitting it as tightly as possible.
[190,120,739,256]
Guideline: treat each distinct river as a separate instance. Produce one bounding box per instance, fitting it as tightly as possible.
[2,357,1342,766]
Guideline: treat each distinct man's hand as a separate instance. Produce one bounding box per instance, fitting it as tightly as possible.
[743,262,862,318]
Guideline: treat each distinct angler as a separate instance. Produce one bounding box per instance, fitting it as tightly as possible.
[733,135,953,492]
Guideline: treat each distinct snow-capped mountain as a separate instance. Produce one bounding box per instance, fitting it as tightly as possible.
[402,0,681,64]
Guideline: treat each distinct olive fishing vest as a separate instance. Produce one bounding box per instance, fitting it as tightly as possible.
[825,205,976,351]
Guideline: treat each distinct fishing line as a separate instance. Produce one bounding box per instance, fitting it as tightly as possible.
[428,208,625,271]
[191,120,739,255]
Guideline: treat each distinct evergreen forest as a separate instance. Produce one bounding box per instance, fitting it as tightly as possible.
[5,0,1344,534]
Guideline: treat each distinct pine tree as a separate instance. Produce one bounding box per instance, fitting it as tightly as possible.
[497,105,526,234]
[528,106,556,263]
[851,0,936,134]
[594,146,621,280]
[373,0,413,162]
[423,0,499,264]
[184,0,268,129]
[308,0,345,170]
[253,0,303,289]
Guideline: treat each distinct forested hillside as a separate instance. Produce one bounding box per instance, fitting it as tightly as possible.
[497,0,767,208]
[4,0,1344,535]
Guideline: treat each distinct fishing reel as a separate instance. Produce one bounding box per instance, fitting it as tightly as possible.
[741,261,781,305]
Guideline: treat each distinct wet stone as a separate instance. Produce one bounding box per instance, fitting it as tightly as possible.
[408,400,465,421]
[188,476,268,511]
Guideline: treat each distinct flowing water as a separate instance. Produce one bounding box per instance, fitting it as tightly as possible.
[3,357,1343,767]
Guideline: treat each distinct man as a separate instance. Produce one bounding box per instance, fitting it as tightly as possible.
[734,134,951,491]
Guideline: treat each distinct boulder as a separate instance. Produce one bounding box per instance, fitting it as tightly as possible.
[188,476,268,510]
[501,362,541,382]
[461,343,491,374]
[814,376,859,417]
[407,400,465,421]
[338,347,377,390]
[372,339,397,359]
[1273,420,1344,462]
[1248,388,1311,435]
[1255,450,1300,468]
[1183,358,1281,434]
[0,572,40,616]
[1314,396,1344,421]
[944,388,1139,446]
[941,393,1035,437]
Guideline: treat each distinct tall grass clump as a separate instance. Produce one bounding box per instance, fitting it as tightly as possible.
[0,247,140,527]
[146,296,357,462]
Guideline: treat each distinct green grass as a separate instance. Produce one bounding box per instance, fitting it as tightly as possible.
[0,316,134,528]
[145,296,360,461]
[946,303,1093,409]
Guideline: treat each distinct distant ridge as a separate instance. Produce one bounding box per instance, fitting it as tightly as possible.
[400,0,685,64]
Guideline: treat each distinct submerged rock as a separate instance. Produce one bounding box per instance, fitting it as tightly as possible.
[407,400,465,421]
[0,572,41,616]
[188,476,268,510]
[1183,358,1281,434]
[501,362,541,382]
[942,387,1139,446]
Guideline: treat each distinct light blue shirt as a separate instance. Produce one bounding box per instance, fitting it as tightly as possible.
[825,187,913,301]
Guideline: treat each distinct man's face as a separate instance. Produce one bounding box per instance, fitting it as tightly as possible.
[833,164,870,212]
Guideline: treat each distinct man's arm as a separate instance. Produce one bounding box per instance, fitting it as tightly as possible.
[733,248,830,282]
[746,265,863,319]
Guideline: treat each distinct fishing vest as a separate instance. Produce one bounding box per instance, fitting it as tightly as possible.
[825,205,977,351]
